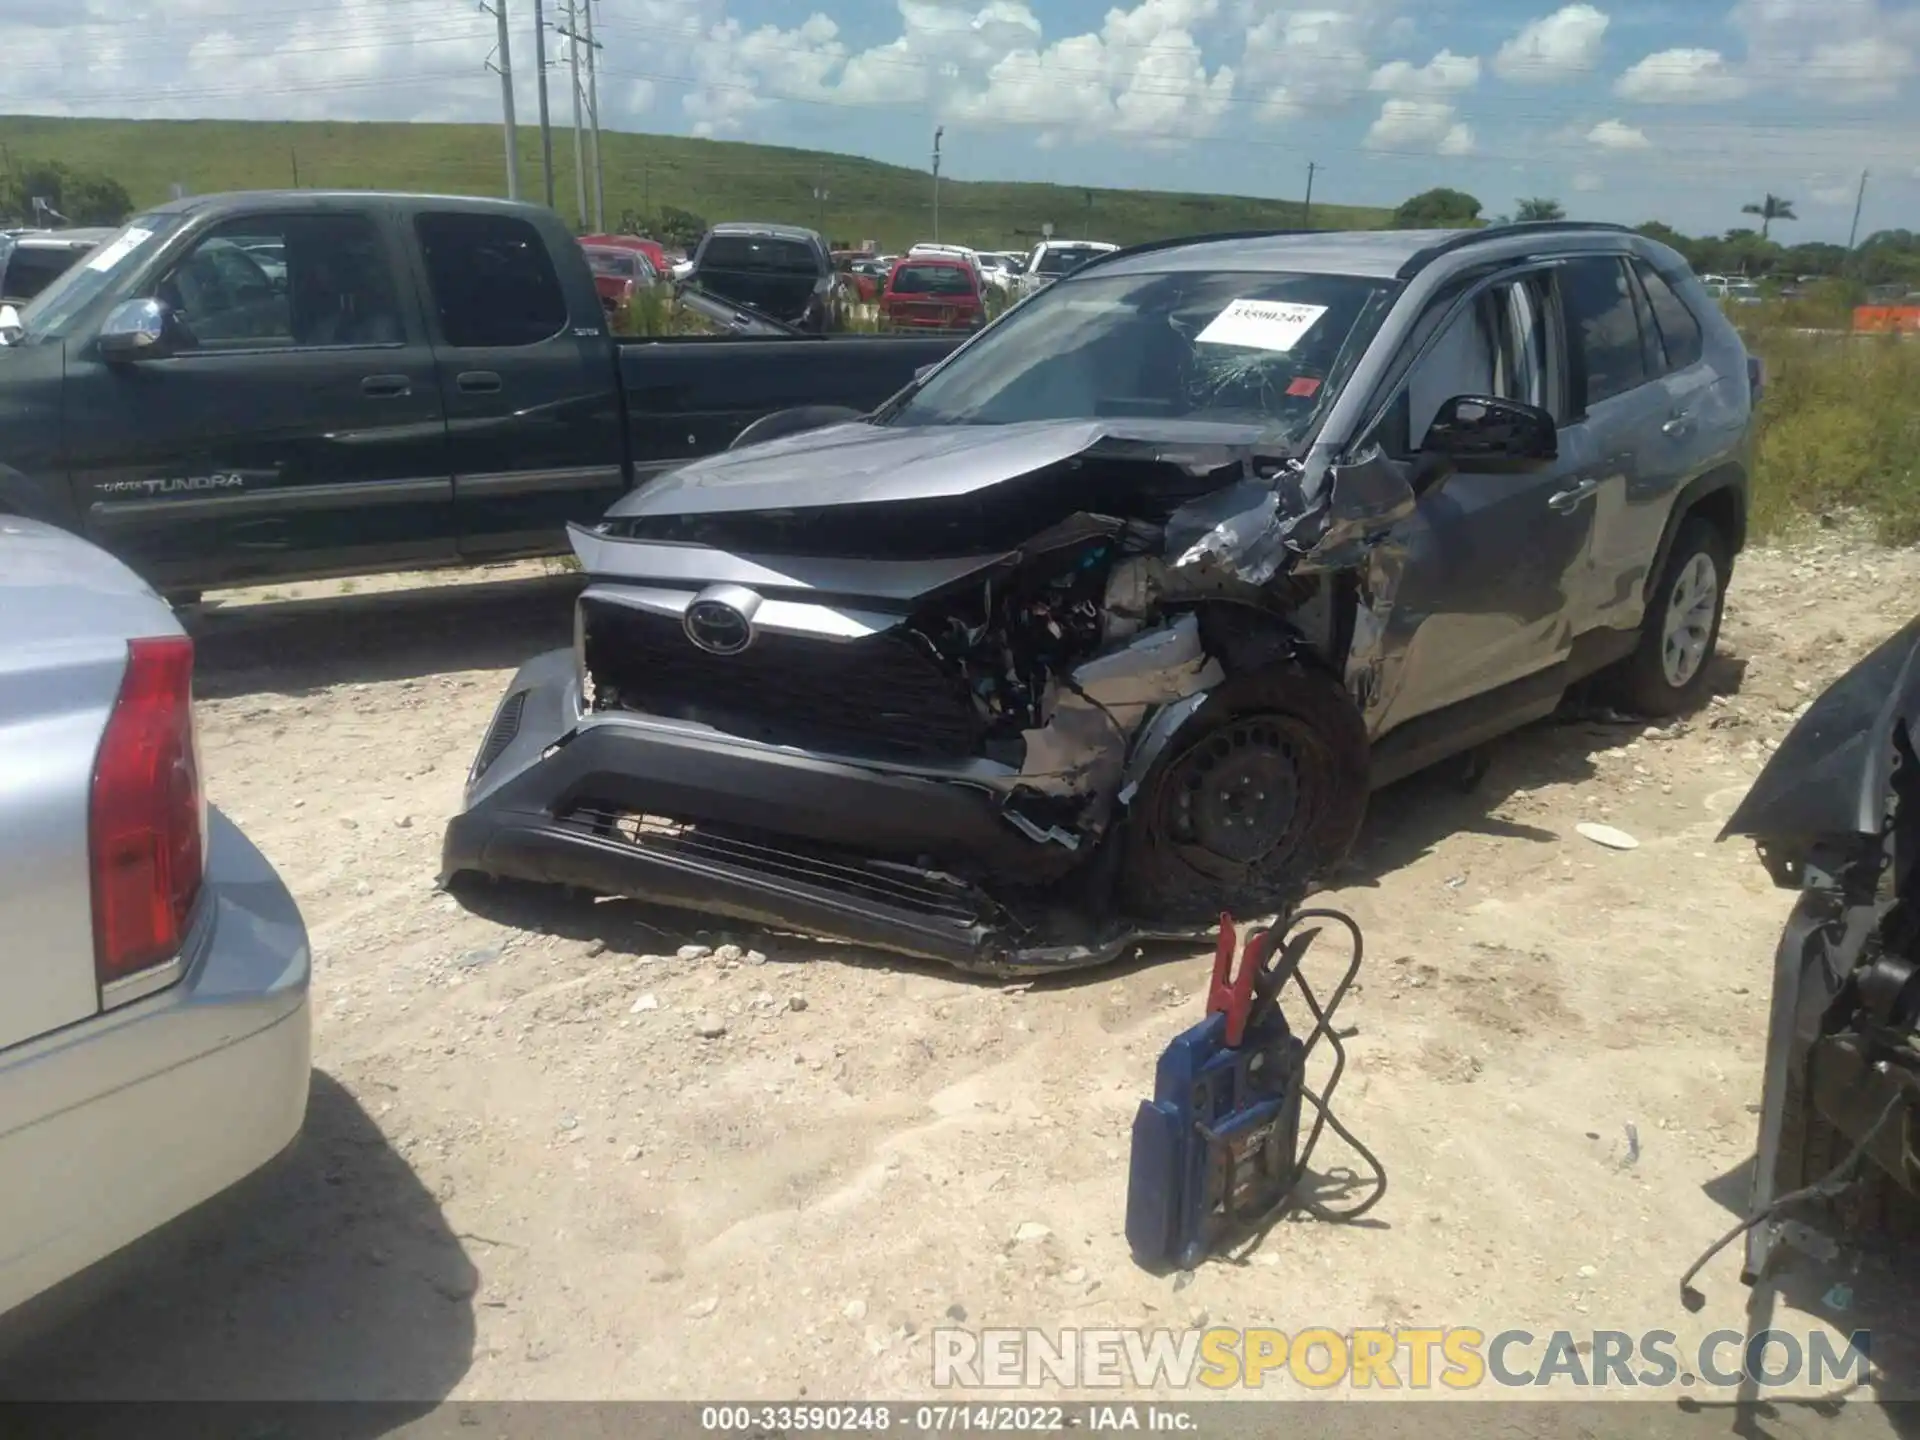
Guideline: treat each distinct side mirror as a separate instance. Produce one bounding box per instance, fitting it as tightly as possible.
[1420,394,1557,466]
[97,298,177,362]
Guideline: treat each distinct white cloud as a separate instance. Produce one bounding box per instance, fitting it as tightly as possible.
[1369,49,1481,96]
[1573,171,1603,192]
[1731,0,1920,103]
[939,0,1236,144]
[1365,97,1474,154]
[1236,0,1401,124]
[1494,4,1610,83]
[1614,48,1751,103]
[1586,117,1650,150]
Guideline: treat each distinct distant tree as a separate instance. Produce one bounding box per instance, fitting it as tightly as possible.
[0,160,133,227]
[1740,193,1797,240]
[1515,197,1565,222]
[650,205,709,249]
[1781,241,1848,276]
[1392,187,1483,229]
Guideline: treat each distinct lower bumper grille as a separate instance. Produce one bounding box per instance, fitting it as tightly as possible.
[558,802,988,924]
[580,598,979,761]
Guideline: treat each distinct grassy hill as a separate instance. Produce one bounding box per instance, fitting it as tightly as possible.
[0,114,1390,251]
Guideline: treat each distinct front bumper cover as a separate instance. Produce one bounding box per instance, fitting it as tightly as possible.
[441,649,1205,975]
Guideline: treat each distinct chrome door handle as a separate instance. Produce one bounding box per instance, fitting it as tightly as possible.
[1662,413,1694,437]
[1548,478,1599,513]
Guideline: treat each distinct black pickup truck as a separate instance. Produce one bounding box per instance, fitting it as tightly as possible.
[0,191,962,594]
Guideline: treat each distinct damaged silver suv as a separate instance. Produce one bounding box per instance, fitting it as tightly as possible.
[443,223,1758,973]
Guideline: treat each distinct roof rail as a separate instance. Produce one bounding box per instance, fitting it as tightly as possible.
[1073,228,1319,275]
[1395,220,1639,279]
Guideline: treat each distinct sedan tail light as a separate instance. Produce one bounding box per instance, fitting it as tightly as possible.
[89,635,204,993]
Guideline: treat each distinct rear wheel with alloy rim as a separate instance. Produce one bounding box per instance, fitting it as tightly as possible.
[1120,665,1370,923]
[1604,516,1730,718]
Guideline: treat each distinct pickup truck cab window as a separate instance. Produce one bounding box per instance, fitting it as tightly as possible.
[415,211,569,348]
[155,215,403,351]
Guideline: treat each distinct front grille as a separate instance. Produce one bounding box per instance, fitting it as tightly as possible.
[581,598,979,762]
[559,804,987,924]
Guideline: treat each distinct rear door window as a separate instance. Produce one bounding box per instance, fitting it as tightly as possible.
[416,211,569,348]
[1632,260,1706,372]
[1,244,86,301]
[1558,256,1649,408]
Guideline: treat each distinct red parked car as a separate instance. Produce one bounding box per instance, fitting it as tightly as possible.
[581,243,659,317]
[579,232,669,274]
[880,256,985,331]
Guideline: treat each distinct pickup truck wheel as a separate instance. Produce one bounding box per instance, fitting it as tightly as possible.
[1608,517,1729,718]
[1119,665,1369,923]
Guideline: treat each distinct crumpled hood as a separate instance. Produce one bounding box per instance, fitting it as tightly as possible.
[607,417,1285,520]
[1721,614,1920,851]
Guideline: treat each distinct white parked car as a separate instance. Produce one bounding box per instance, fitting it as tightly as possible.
[1020,239,1119,296]
[0,518,311,1317]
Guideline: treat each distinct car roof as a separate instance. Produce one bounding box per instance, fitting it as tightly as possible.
[893,254,970,267]
[707,221,821,242]
[143,189,542,219]
[1088,222,1640,281]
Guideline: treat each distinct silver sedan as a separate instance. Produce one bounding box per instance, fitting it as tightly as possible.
[0,517,311,1316]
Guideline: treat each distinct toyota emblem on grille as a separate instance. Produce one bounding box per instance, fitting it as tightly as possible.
[682,584,762,656]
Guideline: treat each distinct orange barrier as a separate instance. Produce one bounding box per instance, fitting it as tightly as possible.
[1853,305,1920,333]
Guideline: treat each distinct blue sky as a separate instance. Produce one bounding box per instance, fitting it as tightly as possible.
[4,0,1917,241]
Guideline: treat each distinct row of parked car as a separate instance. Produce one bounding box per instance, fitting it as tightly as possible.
[570,221,1124,335]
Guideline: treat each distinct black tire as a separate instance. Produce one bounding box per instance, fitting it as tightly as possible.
[1605,516,1730,717]
[1118,664,1370,924]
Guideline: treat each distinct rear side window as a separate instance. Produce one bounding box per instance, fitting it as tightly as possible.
[1633,261,1705,372]
[1559,256,1648,407]
[416,212,568,348]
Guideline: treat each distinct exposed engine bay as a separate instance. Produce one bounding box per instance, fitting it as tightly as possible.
[446,420,1411,973]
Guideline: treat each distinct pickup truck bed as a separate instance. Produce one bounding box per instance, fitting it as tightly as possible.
[0,190,961,594]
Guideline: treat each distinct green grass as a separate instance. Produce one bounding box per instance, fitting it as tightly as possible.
[0,114,1389,252]
[1742,309,1920,545]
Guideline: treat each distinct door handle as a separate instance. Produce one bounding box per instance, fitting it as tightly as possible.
[361,374,411,398]
[1548,478,1599,513]
[457,370,503,394]
[1662,413,1694,437]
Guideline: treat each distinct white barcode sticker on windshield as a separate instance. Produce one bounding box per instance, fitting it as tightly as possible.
[84,227,155,272]
[1195,298,1327,352]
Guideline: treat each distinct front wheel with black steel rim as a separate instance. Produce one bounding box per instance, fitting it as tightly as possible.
[1119,665,1370,924]
[1605,516,1730,718]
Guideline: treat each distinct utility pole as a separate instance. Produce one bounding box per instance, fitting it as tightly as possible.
[1084,188,1093,232]
[1303,160,1318,229]
[531,0,555,208]
[290,148,300,187]
[931,126,944,241]
[813,180,830,230]
[583,0,604,231]
[482,0,520,200]
[560,0,587,229]
[1846,168,1870,253]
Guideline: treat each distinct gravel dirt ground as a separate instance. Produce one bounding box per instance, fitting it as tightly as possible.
[3,529,1919,1416]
